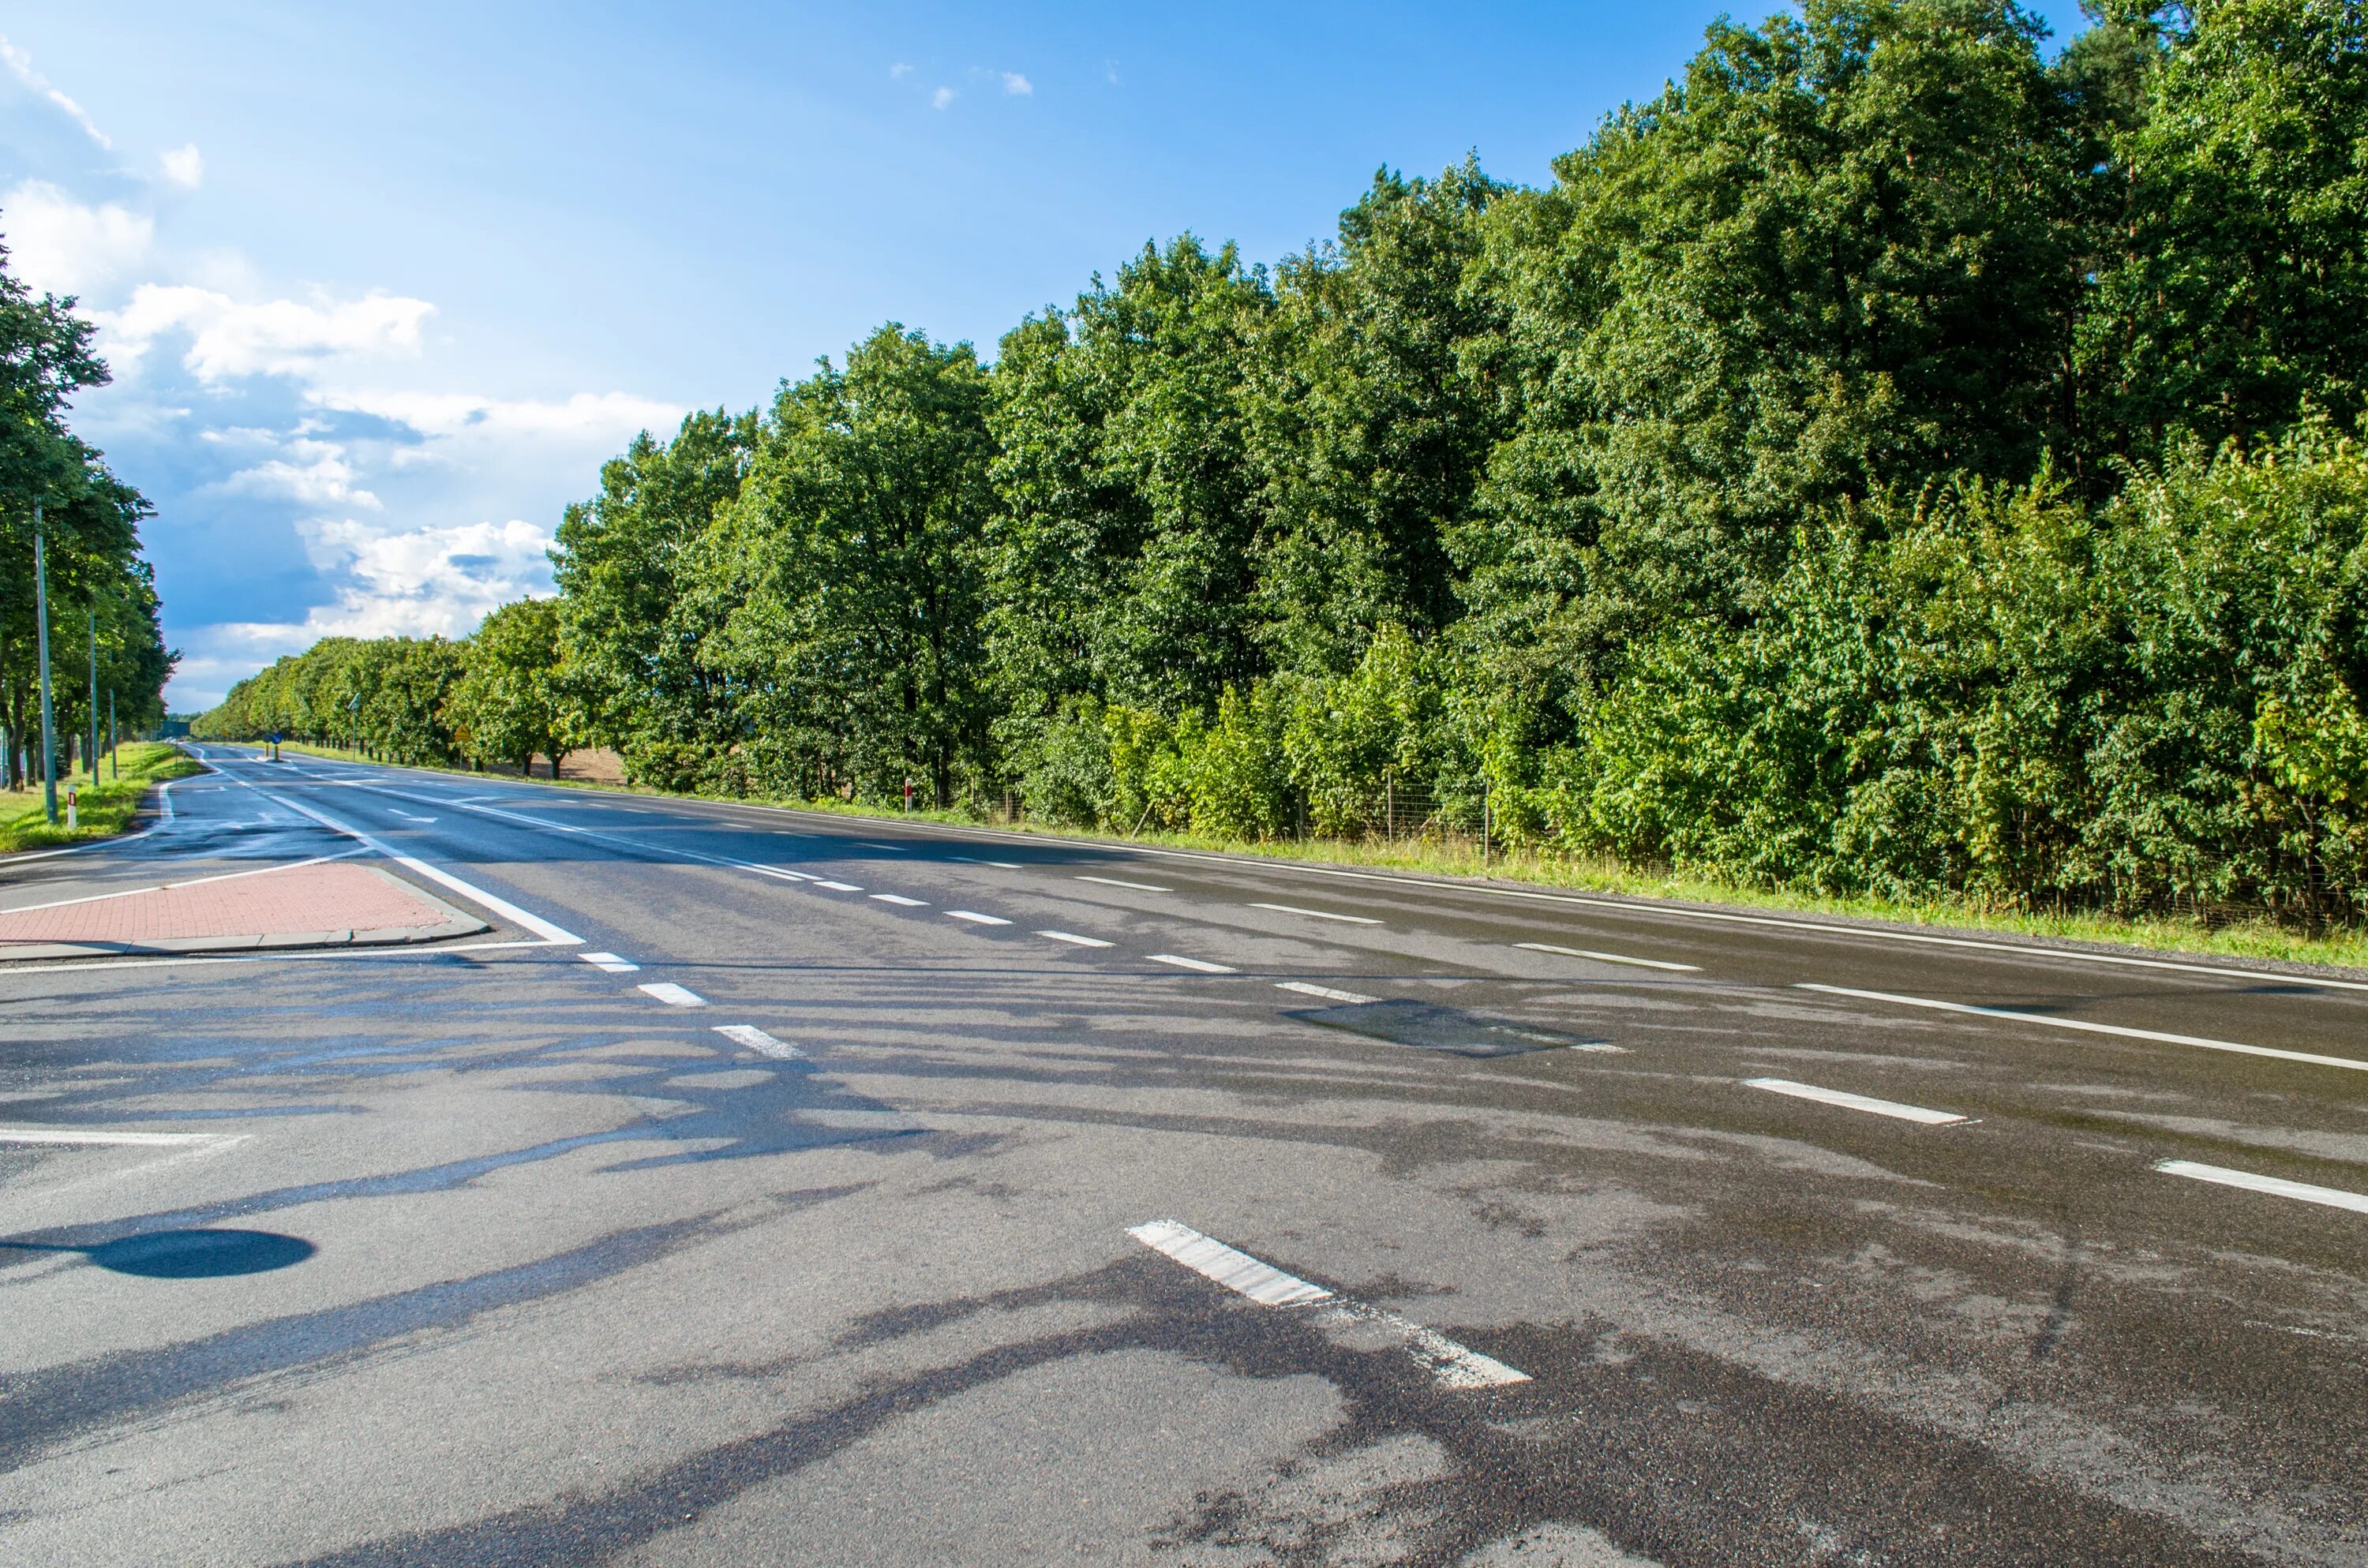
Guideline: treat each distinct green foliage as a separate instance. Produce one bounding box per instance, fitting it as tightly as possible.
[193,1,2368,931]
[445,597,574,774]
[194,635,466,765]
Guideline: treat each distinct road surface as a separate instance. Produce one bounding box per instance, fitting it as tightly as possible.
[2,743,2364,1566]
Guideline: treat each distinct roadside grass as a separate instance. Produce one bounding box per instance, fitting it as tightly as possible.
[0,743,204,855]
[245,739,2368,972]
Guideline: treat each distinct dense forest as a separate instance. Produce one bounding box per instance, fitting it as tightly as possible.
[200,0,2368,926]
[0,243,175,785]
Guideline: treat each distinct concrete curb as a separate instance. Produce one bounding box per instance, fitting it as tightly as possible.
[0,865,488,964]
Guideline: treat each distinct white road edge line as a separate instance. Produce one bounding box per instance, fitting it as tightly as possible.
[1795,982,2368,1074]
[1516,941,1699,972]
[1077,875,1171,893]
[1128,1220,1530,1390]
[0,1127,246,1147]
[220,778,584,945]
[1250,903,1382,926]
[1149,953,1235,973]
[714,1024,806,1061]
[1277,980,1380,1005]
[637,982,706,1007]
[2156,1159,2368,1214]
[1744,1077,1970,1126]
[1037,930,1113,947]
[946,910,1011,925]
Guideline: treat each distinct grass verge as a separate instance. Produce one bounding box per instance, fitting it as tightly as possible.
[245,739,2368,972]
[0,743,204,855]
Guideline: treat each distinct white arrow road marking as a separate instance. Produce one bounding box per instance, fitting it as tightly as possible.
[1128,1220,1530,1390]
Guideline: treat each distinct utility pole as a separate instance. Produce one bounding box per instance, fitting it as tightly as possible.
[88,608,99,784]
[109,690,117,780]
[35,503,58,824]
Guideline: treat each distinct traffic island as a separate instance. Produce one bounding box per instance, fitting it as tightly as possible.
[0,859,488,961]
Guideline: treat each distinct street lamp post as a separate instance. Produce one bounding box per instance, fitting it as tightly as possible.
[88,608,99,785]
[33,502,58,825]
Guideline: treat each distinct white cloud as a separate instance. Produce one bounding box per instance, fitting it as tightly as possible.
[1000,72,1032,96]
[889,62,912,80]
[312,387,683,444]
[98,283,434,381]
[2,178,154,297]
[208,516,558,658]
[1105,60,1121,85]
[159,143,204,189]
[931,86,956,110]
[219,436,380,511]
[0,35,110,148]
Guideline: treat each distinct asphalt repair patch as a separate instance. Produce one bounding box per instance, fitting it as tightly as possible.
[1287,998,1615,1057]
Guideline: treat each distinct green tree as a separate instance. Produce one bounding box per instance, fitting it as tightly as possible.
[447,598,574,777]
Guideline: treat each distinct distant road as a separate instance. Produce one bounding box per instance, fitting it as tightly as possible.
[2,743,2362,1566]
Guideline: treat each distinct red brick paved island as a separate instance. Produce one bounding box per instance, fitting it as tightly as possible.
[0,861,467,950]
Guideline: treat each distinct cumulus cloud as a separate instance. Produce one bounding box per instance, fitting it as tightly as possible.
[98,283,435,381]
[1000,72,1032,95]
[1,179,154,297]
[931,86,956,110]
[211,516,558,656]
[0,35,110,148]
[312,387,683,443]
[219,436,380,511]
[159,144,204,189]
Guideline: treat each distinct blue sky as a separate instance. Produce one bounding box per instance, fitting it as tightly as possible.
[6,2,2089,709]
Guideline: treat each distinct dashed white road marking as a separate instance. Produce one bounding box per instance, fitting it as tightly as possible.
[871,893,927,907]
[1128,1221,1530,1390]
[854,841,908,851]
[2156,1160,2368,1215]
[1077,875,1171,893]
[946,910,1012,926]
[1516,941,1699,972]
[1250,903,1381,926]
[0,1127,243,1147]
[637,982,706,1007]
[580,952,639,973]
[1795,982,2368,1074]
[760,866,820,882]
[1745,1077,1970,1125]
[714,1024,806,1061]
[391,810,437,822]
[1038,930,1114,948]
[813,881,864,893]
[1149,953,1235,973]
[1277,980,1380,1005]
[985,860,1022,869]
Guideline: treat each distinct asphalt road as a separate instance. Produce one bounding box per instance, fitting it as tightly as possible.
[3,743,2365,1566]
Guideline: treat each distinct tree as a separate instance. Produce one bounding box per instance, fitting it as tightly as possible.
[447,598,574,777]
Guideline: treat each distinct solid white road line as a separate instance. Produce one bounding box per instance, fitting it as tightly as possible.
[1128,1220,1530,1390]
[1149,953,1236,973]
[1077,875,1171,893]
[714,1024,806,1061]
[0,1127,242,1147]
[1037,930,1114,947]
[871,893,927,907]
[1277,980,1380,1005]
[813,881,864,893]
[1250,903,1382,926]
[1745,1077,1970,1126]
[946,910,1012,925]
[579,952,639,973]
[1796,982,2368,1074]
[2156,1159,2368,1215]
[230,781,585,945]
[637,982,706,1007]
[1516,941,1700,972]
[0,851,362,914]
